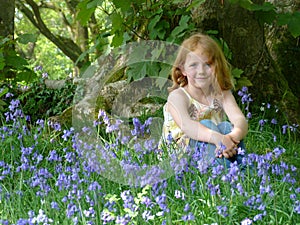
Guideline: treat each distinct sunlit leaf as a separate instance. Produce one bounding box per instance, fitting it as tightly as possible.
[76,0,96,25]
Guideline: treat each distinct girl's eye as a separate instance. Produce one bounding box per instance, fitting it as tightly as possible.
[189,63,198,67]
[205,62,212,67]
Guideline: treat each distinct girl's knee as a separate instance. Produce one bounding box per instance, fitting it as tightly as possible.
[200,119,219,131]
[217,121,232,134]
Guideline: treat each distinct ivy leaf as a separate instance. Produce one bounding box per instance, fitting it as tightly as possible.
[231,68,244,79]
[278,12,300,38]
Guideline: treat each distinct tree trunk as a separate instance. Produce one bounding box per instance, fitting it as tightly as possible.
[0,0,15,79]
[192,0,300,123]
[15,0,87,69]
[0,0,15,38]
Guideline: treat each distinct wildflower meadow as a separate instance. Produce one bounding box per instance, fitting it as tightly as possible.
[0,86,299,225]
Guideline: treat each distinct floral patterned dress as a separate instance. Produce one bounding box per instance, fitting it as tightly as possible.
[161,87,225,150]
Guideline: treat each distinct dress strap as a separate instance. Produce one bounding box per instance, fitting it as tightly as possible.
[180,87,193,103]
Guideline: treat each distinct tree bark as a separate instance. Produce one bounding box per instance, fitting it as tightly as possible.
[192,0,300,123]
[0,0,15,38]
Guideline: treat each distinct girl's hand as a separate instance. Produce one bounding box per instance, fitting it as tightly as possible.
[216,134,239,158]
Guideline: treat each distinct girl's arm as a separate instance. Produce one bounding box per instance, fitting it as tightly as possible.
[222,90,248,142]
[167,89,225,147]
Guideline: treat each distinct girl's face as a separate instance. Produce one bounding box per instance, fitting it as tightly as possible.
[182,48,214,91]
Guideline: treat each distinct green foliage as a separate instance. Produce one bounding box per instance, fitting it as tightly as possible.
[228,0,300,38]
[277,12,300,38]
[17,76,76,123]
[0,87,8,114]
[15,3,74,79]
[0,36,37,83]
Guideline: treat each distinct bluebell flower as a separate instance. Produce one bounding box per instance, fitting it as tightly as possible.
[142,210,154,221]
[190,180,197,193]
[181,212,195,221]
[294,200,300,214]
[236,182,244,195]
[241,218,253,225]
[184,203,190,212]
[31,209,53,224]
[84,207,95,218]
[88,181,101,191]
[101,211,115,224]
[42,72,48,78]
[34,65,43,71]
[247,112,252,119]
[253,213,264,221]
[216,205,228,217]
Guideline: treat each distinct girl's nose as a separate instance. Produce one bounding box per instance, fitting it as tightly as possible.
[197,63,205,73]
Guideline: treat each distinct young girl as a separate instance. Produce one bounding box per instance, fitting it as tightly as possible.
[162,33,248,168]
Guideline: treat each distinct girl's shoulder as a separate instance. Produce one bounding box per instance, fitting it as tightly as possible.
[168,87,189,100]
[167,88,191,109]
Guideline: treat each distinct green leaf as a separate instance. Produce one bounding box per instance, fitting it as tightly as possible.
[148,15,162,39]
[186,0,206,11]
[126,62,160,81]
[0,87,8,98]
[111,32,124,48]
[127,43,150,65]
[228,0,253,9]
[0,58,5,70]
[16,70,37,83]
[5,55,28,69]
[249,2,275,11]
[231,68,244,78]
[278,12,300,38]
[167,15,190,42]
[87,0,103,8]
[158,64,172,79]
[17,33,38,44]
[236,76,252,89]
[126,62,147,81]
[255,10,276,24]
[110,12,123,32]
[77,0,96,25]
[112,0,131,13]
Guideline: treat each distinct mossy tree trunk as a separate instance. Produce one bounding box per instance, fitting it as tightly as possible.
[0,0,15,79]
[0,0,15,38]
[192,0,300,123]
